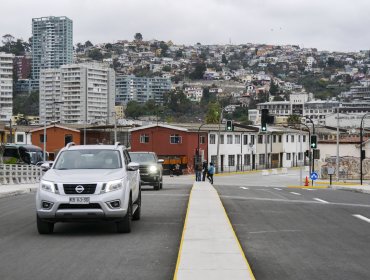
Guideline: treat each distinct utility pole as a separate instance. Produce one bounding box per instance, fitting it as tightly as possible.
[360,113,370,185]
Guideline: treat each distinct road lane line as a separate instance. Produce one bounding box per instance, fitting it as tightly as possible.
[353,214,370,223]
[313,198,329,203]
[274,188,282,191]
[240,187,249,190]
[290,192,301,196]
[305,189,316,191]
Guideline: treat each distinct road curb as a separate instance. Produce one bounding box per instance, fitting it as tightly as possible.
[0,187,37,199]
[329,185,370,194]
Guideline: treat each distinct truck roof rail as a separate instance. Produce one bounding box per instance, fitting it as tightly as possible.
[66,142,75,149]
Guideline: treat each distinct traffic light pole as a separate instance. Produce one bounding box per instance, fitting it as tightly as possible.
[360,113,370,185]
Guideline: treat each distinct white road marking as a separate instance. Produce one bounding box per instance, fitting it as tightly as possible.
[274,188,282,191]
[240,187,249,190]
[305,189,316,191]
[290,192,301,196]
[353,214,370,223]
[313,198,329,203]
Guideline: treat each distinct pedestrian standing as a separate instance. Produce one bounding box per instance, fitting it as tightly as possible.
[207,162,215,184]
[194,162,202,181]
[202,161,208,181]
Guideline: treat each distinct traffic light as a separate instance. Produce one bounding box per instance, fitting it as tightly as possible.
[310,135,317,149]
[226,120,233,131]
[304,150,309,157]
[261,109,268,132]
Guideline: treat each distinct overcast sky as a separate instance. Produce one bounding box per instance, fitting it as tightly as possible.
[1,0,369,52]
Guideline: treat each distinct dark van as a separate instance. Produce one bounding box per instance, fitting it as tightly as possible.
[2,144,45,165]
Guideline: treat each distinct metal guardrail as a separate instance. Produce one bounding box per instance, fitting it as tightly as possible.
[0,164,42,185]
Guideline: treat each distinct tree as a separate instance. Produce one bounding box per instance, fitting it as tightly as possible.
[88,49,103,61]
[269,79,279,96]
[84,40,93,48]
[159,41,169,57]
[205,102,221,124]
[125,101,144,119]
[134,33,143,41]
[287,114,301,125]
[222,54,228,64]
[189,63,206,80]
[232,106,250,125]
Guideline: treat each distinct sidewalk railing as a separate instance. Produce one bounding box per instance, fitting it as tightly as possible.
[215,163,306,174]
[0,164,42,185]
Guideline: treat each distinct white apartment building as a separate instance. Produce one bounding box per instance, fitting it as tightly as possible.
[39,63,115,125]
[184,87,203,102]
[0,52,14,122]
[39,69,61,124]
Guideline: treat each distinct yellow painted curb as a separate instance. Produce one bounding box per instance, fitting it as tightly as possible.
[173,184,193,280]
[215,188,256,280]
[288,185,329,189]
[314,181,362,186]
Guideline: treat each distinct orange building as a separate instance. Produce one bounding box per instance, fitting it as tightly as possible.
[30,125,81,160]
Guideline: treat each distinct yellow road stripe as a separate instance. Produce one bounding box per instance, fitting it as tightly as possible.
[173,184,193,280]
[215,188,256,280]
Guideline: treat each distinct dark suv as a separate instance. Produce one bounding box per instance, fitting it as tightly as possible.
[129,152,164,190]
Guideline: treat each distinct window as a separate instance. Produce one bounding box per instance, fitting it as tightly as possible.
[170,134,182,144]
[291,135,294,142]
[40,134,47,143]
[298,152,303,160]
[235,135,241,144]
[140,134,149,143]
[286,153,291,160]
[210,134,216,144]
[200,135,206,144]
[17,134,24,143]
[228,155,235,166]
[303,135,306,142]
[227,135,233,144]
[259,154,265,165]
[273,135,276,143]
[220,135,224,144]
[65,134,73,146]
[286,135,289,142]
[251,135,255,145]
[244,154,251,165]
[243,135,248,145]
[258,135,263,144]
[267,135,270,144]
[279,135,282,143]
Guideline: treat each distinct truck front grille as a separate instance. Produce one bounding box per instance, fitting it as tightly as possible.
[63,184,97,194]
[58,203,101,209]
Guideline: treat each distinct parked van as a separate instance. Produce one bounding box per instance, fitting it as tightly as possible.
[2,144,45,165]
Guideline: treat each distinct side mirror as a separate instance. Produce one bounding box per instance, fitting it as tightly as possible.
[158,159,164,164]
[127,162,140,171]
[41,162,51,171]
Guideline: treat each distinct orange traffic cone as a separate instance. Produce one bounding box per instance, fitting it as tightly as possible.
[304,176,309,186]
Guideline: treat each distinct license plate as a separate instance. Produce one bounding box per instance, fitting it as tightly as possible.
[69,197,90,204]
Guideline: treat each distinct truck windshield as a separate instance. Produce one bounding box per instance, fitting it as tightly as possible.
[54,150,122,170]
[130,153,156,163]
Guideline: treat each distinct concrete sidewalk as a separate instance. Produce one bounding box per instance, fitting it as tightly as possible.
[0,183,38,198]
[174,182,255,280]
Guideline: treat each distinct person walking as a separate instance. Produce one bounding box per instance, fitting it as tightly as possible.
[194,161,202,181]
[202,161,208,181]
[207,162,215,184]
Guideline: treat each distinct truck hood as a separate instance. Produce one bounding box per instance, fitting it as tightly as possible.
[42,169,125,183]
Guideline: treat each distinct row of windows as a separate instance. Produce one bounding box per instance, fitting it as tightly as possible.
[209,134,306,145]
[140,134,182,144]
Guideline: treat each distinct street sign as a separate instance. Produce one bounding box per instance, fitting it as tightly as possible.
[310,171,318,181]
[327,167,335,175]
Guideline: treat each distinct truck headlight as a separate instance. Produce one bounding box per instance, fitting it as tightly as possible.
[149,165,158,173]
[105,179,124,192]
[40,180,56,193]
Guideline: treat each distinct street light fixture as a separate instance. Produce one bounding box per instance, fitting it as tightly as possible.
[360,112,370,185]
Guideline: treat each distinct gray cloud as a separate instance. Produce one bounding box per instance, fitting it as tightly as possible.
[1,0,370,51]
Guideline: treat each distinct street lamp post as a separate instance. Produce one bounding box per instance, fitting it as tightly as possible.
[216,107,226,174]
[360,113,370,185]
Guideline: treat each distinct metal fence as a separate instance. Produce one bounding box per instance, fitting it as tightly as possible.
[0,164,42,185]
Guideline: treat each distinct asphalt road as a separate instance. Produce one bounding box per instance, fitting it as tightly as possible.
[0,183,191,280]
[215,184,370,280]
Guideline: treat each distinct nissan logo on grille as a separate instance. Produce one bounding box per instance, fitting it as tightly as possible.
[75,185,84,193]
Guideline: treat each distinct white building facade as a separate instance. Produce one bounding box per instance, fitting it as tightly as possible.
[39,63,115,125]
[0,52,14,122]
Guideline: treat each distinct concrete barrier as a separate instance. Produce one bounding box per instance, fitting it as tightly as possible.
[281,168,288,174]
[0,164,42,185]
[271,169,278,175]
[262,169,269,176]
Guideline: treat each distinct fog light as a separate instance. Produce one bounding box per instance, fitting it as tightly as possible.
[42,201,54,209]
[109,200,121,208]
